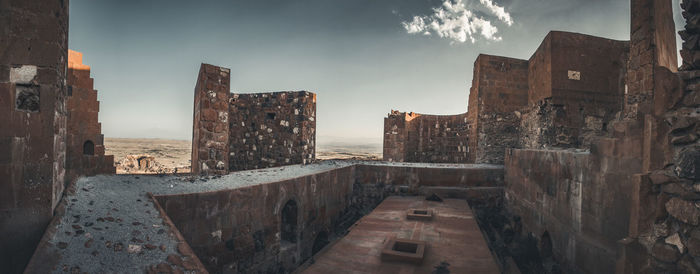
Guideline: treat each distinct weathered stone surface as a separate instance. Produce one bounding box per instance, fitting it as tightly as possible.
[65,50,116,182]
[0,1,69,272]
[665,233,686,253]
[666,197,700,225]
[676,147,700,180]
[653,242,681,263]
[228,91,316,171]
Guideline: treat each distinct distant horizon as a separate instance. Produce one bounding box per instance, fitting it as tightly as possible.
[71,0,684,141]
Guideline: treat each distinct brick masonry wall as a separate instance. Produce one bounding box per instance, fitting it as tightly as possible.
[191,63,230,175]
[65,50,115,182]
[228,91,316,171]
[383,111,469,163]
[0,1,69,272]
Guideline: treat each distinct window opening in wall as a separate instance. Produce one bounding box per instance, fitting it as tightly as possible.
[83,140,94,156]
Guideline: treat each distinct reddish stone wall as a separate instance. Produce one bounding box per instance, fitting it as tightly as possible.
[382,111,469,163]
[505,143,642,273]
[65,50,115,182]
[155,163,504,273]
[625,0,678,118]
[520,32,629,149]
[0,1,69,272]
[228,91,316,171]
[467,54,529,164]
[191,63,231,175]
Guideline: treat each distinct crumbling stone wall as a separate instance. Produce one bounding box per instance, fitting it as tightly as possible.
[228,91,316,171]
[520,32,629,149]
[625,0,678,119]
[191,63,316,174]
[65,50,115,182]
[467,54,529,164]
[191,63,231,175]
[616,0,700,272]
[383,110,469,163]
[0,1,69,272]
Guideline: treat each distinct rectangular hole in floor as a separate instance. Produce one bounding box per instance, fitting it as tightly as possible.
[393,241,418,254]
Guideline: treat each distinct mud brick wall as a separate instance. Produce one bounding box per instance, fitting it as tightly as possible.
[65,50,115,182]
[383,111,469,163]
[0,1,69,272]
[191,63,231,175]
[228,91,316,171]
[521,32,629,149]
[467,54,529,164]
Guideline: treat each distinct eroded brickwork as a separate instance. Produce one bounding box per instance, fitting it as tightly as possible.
[65,50,115,182]
[0,1,69,272]
[383,111,469,163]
[228,91,316,171]
[191,63,231,175]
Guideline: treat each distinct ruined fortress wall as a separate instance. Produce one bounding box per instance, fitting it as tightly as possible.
[155,163,503,273]
[0,1,69,272]
[520,32,629,149]
[192,65,316,174]
[191,63,231,175]
[382,111,409,162]
[228,91,316,171]
[468,54,529,164]
[383,111,469,163]
[506,142,643,273]
[65,50,115,182]
[625,0,678,118]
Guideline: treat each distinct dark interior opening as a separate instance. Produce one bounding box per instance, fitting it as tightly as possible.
[312,231,329,255]
[281,199,298,243]
[393,241,418,254]
[266,112,276,120]
[413,210,428,215]
[541,231,553,259]
[83,140,94,156]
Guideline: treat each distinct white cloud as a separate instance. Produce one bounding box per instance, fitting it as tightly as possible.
[402,0,513,43]
[479,0,513,26]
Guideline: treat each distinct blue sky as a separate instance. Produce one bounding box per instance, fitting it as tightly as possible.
[68,0,684,143]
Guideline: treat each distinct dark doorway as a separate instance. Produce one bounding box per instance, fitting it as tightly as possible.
[312,231,329,255]
[281,200,298,243]
[83,140,94,156]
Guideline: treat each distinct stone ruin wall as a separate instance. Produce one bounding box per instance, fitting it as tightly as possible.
[0,1,69,272]
[228,91,316,171]
[520,32,629,149]
[156,164,504,273]
[192,63,316,174]
[504,0,700,273]
[468,54,529,164]
[191,63,231,175]
[66,50,115,182]
[384,33,630,164]
[383,111,470,163]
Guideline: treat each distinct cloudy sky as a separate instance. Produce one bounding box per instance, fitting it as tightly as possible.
[68,0,685,144]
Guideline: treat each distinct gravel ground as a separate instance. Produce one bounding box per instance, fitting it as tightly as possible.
[39,160,501,273]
